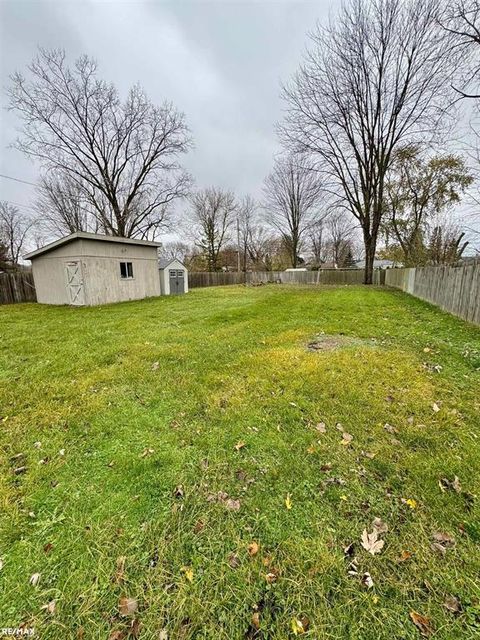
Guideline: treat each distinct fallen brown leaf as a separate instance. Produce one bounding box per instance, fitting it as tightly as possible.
[130,618,141,638]
[409,611,433,637]
[248,541,260,556]
[173,485,184,498]
[397,550,412,563]
[225,498,241,511]
[372,517,388,534]
[341,432,353,445]
[108,630,126,640]
[228,553,240,569]
[444,595,461,614]
[43,542,53,554]
[432,531,455,548]
[383,423,398,434]
[316,422,326,433]
[361,529,384,555]
[119,596,138,617]
[251,612,260,630]
[234,441,246,451]
[193,520,205,534]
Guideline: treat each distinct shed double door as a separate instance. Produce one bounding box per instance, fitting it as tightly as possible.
[169,269,185,295]
[65,261,85,305]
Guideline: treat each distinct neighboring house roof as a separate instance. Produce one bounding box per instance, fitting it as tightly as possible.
[158,257,186,269]
[24,232,161,260]
[355,259,398,269]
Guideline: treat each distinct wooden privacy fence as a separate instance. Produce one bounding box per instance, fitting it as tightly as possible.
[189,269,385,289]
[0,271,37,304]
[385,263,480,325]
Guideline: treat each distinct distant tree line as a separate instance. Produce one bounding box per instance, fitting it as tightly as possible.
[3,1,480,276]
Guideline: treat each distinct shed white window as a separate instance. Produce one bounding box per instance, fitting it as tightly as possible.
[120,262,134,279]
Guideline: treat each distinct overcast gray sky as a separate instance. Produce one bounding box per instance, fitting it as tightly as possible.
[0,0,335,227]
[1,0,479,252]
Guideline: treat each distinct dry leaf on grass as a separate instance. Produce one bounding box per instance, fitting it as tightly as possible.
[383,423,398,434]
[228,553,240,569]
[444,595,461,614]
[119,596,138,616]
[158,631,168,640]
[29,573,41,587]
[265,570,278,583]
[151,361,159,371]
[430,531,455,555]
[409,611,433,637]
[397,550,412,563]
[285,493,293,510]
[361,529,384,555]
[432,402,441,413]
[248,541,260,556]
[193,520,204,534]
[40,600,56,614]
[251,612,260,630]
[362,572,374,588]
[291,616,309,635]
[108,630,126,640]
[234,441,246,451]
[225,498,241,511]
[316,422,326,433]
[439,476,462,494]
[114,556,126,584]
[341,432,353,445]
[372,517,388,534]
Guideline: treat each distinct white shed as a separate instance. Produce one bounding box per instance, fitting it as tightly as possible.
[25,232,161,306]
[159,258,189,295]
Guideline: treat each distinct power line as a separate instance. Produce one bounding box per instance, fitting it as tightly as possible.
[0,173,38,187]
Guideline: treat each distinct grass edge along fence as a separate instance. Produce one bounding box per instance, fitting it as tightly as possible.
[0,271,37,304]
[189,269,385,289]
[385,263,480,325]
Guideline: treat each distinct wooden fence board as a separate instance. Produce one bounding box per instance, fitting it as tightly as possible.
[188,269,384,289]
[0,271,37,304]
[385,264,480,325]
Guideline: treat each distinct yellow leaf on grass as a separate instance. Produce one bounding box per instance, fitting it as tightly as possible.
[181,566,194,582]
[285,493,293,510]
[405,498,417,510]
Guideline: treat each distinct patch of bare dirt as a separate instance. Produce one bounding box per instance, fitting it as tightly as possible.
[306,334,366,352]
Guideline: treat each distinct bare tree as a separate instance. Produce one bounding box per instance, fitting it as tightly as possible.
[8,48,192,240]
[35,171,97,236]
[263,155,324,267]
[0,202,35,267]
[190,187,237,271]
[159,241,191,264]
[282,0,463,283]
[237,195,257,272]
[326,211,355,266]
[441,1,480,98]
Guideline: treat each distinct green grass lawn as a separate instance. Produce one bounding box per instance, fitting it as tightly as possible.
[1,284,479,639]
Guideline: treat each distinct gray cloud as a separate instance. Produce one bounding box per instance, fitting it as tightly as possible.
[0,0,330,231]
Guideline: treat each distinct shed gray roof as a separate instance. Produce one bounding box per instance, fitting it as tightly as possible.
[158,257,186,269]
[24,232,161,260]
